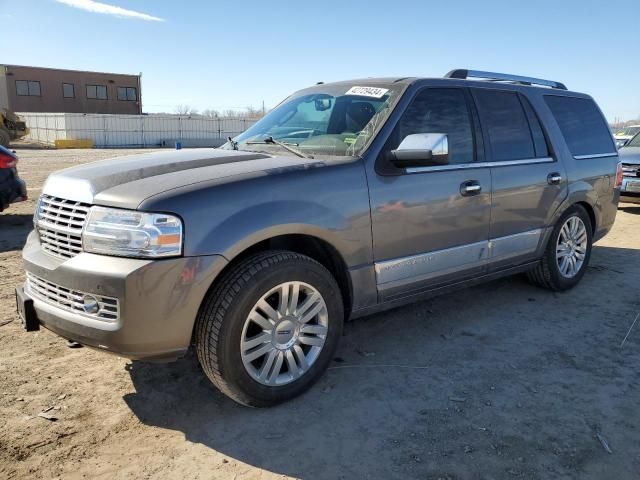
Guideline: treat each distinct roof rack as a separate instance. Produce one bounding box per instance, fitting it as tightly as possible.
[445,69,567,90]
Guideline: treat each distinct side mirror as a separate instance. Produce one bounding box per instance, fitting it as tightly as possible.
[390,133,449,168]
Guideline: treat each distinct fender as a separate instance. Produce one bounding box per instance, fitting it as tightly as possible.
[550,179,600,231]
[202,202,369,266]
[141,159,374,269]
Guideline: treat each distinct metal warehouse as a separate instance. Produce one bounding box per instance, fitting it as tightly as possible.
[20,112,258,148]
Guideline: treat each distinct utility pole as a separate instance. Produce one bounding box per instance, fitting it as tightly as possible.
[138,71,143,115]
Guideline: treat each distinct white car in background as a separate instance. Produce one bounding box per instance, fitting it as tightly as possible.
[619,132,640,201]
[614,125,640,148]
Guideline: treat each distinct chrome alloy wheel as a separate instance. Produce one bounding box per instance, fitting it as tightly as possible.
[556,216,588,278]
[240,281,328,386]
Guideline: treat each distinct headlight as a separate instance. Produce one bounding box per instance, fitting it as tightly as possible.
[82,206,183,258]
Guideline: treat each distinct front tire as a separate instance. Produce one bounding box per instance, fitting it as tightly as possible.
[527,204,593,291]
[195,251,344,407]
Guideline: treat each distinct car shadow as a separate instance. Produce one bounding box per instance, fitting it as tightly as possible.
[123,244,640,479]
[0,213,33,253]
[619,203,640,214]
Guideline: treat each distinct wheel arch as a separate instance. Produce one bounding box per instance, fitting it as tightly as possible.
[575,201,597,234]
[194,232,354,338]
[551,185,600,235]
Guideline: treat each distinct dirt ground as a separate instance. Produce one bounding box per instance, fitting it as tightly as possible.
[1,147,639,480]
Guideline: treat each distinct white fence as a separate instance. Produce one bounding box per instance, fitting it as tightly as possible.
[19,112,259,148]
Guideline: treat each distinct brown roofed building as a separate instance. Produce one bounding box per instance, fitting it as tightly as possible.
[0,64,142,114]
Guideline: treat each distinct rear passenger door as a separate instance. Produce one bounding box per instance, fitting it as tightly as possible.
[471,88,567,271]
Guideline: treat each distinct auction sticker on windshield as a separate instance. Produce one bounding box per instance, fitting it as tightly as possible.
[345,86,389,98]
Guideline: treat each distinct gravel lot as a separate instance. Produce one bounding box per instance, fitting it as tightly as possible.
[1,147,639,480]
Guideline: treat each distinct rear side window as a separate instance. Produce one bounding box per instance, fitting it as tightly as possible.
[473,90,536,161]
[520,96,549,158]
[544,96,615,157]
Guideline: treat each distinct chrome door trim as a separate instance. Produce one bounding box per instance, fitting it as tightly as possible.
[405,157,554,174]
[375,240,489,286]
[573,153,618,160]
[375,228,544,287]
[489,228,542,261]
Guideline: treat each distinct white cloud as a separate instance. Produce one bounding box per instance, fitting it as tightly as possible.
[55,0,165,22]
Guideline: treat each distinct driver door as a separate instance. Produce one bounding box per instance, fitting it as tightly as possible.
[367,87,492,301]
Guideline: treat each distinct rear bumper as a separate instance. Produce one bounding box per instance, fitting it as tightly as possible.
[620,192,640,204]
[1,174,27,208]
[21,231,228,360]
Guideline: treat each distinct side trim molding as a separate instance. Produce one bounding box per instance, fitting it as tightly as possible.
[375,228,543,287]
[573,153,618,160]
[375,240,489,286]
[405,157,554,174]
[489,228,542,262]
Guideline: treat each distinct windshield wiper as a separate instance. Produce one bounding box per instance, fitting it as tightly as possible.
[245,136,311,159]
[227,136,239,150]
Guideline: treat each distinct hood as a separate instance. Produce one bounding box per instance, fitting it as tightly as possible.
[42,148,325,209]
[619,146,640,165]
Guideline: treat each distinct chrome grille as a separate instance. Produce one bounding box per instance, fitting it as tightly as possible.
[622,163,640,178]
[26,272,119,322]
[36,195,90,259]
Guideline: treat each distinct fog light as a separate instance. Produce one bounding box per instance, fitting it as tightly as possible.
[82,295,100,314]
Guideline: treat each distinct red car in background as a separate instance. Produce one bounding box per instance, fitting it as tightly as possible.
[0,145,27,212]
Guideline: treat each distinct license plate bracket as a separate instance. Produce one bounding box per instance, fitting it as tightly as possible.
[625,181,640,193]
[15,286,39,332]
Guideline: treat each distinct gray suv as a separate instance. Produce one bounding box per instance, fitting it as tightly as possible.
[16,70,621,406]
[618,132,640,199]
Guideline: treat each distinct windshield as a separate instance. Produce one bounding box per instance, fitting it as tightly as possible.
[617,126,640,137]
[627,132,640,147]
[221,83,406,158]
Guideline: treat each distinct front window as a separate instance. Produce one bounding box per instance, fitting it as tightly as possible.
[627,132,640,147]
[388,88,475,165]
[221,83,406,158]
[618,126,640,137]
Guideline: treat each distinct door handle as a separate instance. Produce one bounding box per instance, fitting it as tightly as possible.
[460,180,482,196]
[547,172,563,185]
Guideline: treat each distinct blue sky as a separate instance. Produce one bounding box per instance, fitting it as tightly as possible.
[2,0,638,121]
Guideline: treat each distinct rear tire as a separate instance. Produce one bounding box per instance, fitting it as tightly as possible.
[195,250,344,407]
[0,128,10,148]
[527,204,592,291]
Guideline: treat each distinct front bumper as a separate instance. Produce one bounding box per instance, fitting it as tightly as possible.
[621,177,640,196]
[21,230,228,360]
[620,177,640,204]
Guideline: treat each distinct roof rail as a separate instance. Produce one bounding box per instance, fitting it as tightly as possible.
[445,69,567,90]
